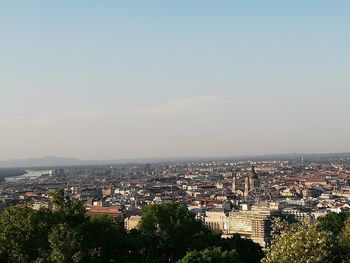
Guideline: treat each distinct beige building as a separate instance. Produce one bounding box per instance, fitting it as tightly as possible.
[124,215,142,231]
[86,206,121,218]
[32,201,52,210]
[226,203,281,247]
[204,208,228,232]
[333,189,350,200]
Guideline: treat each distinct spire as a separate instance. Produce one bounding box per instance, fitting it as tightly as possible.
[251,165,257,178]
[232,172,237,194]
[244,173,250,197]
[250,165,260,189]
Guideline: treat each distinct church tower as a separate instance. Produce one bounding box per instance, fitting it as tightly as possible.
[244,173,250,197]
[249,165,259,190]
[232,172,237,194]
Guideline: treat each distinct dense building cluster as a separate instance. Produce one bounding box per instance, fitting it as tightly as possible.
[1,155,350,248]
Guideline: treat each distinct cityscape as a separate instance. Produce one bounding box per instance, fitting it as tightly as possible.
[1,153,350,249]
[1,1,350,262]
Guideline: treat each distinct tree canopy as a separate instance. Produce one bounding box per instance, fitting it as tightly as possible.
[0,193,263,263]
[4,190,350,263]
[317,211,349,237]
[263,222,334,263]
[136,203,219,262]
[177,247,241,263]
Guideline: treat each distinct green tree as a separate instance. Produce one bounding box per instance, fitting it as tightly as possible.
[48,223,83,263]
[177,247,241,263]
[317,212,350,262]
[263,222,334,263]
[50,189,86,226]
[79,215,127,262]
[0,205,54,262]
[217,235,263,263]
[336,217,350,263]
[0,193,126,263]
[0,200,262,263]
[318,212,349,237]
[50,189,65,211]
[137,203,219,263]
[270,217,289,239]
[342,217,350,245]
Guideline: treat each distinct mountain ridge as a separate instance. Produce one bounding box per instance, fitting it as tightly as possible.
[0,152,349,169]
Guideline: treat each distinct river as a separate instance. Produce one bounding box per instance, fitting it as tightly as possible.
[4,170,53,182]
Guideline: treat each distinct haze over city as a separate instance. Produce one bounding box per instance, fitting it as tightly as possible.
[2,2,350,263]
[1,1,349,160]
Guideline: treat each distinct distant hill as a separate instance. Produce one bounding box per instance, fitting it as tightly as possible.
[0,152,349,168]
[0,156,162,169]
[0,156,90,168]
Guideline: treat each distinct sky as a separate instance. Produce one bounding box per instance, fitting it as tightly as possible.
[0,1,349,160]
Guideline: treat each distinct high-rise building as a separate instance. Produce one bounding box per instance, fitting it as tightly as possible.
[226,203,281,247]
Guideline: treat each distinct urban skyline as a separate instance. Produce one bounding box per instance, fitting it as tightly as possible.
[1,1,350,262]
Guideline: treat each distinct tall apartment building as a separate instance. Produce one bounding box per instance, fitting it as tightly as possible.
[225,203,281,247]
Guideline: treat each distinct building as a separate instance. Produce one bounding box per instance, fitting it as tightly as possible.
[244,166,260,197]
[232,173,237,194]
[281,207,312,223]
[244,174,250,197]
[226,203,281,247]
[250,166,260,189]
[78,188,103,200]
[86,206,121,218]
[124,215,142,230]
[204,207,228,232]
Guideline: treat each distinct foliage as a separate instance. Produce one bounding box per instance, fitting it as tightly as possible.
[128,203,263,263]
[270,217,289,239]
[264,212,350,263]
[49,223,83,263]
[50,189,65,211]
[338,217,350,263]
[216,235,264,263]
[6,196,349,263]
[316,212,350,262]
[342,217,350,245]
[135,203,220,263]
[177,247,241,263]
[263,222,334,263]
[79,215,127,262]
[0,205,52,262]
[0,195,263,263]
[0,190,125,263]
[317,212,349,237]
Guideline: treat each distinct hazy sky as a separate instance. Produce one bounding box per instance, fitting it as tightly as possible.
[0,1,349,160]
